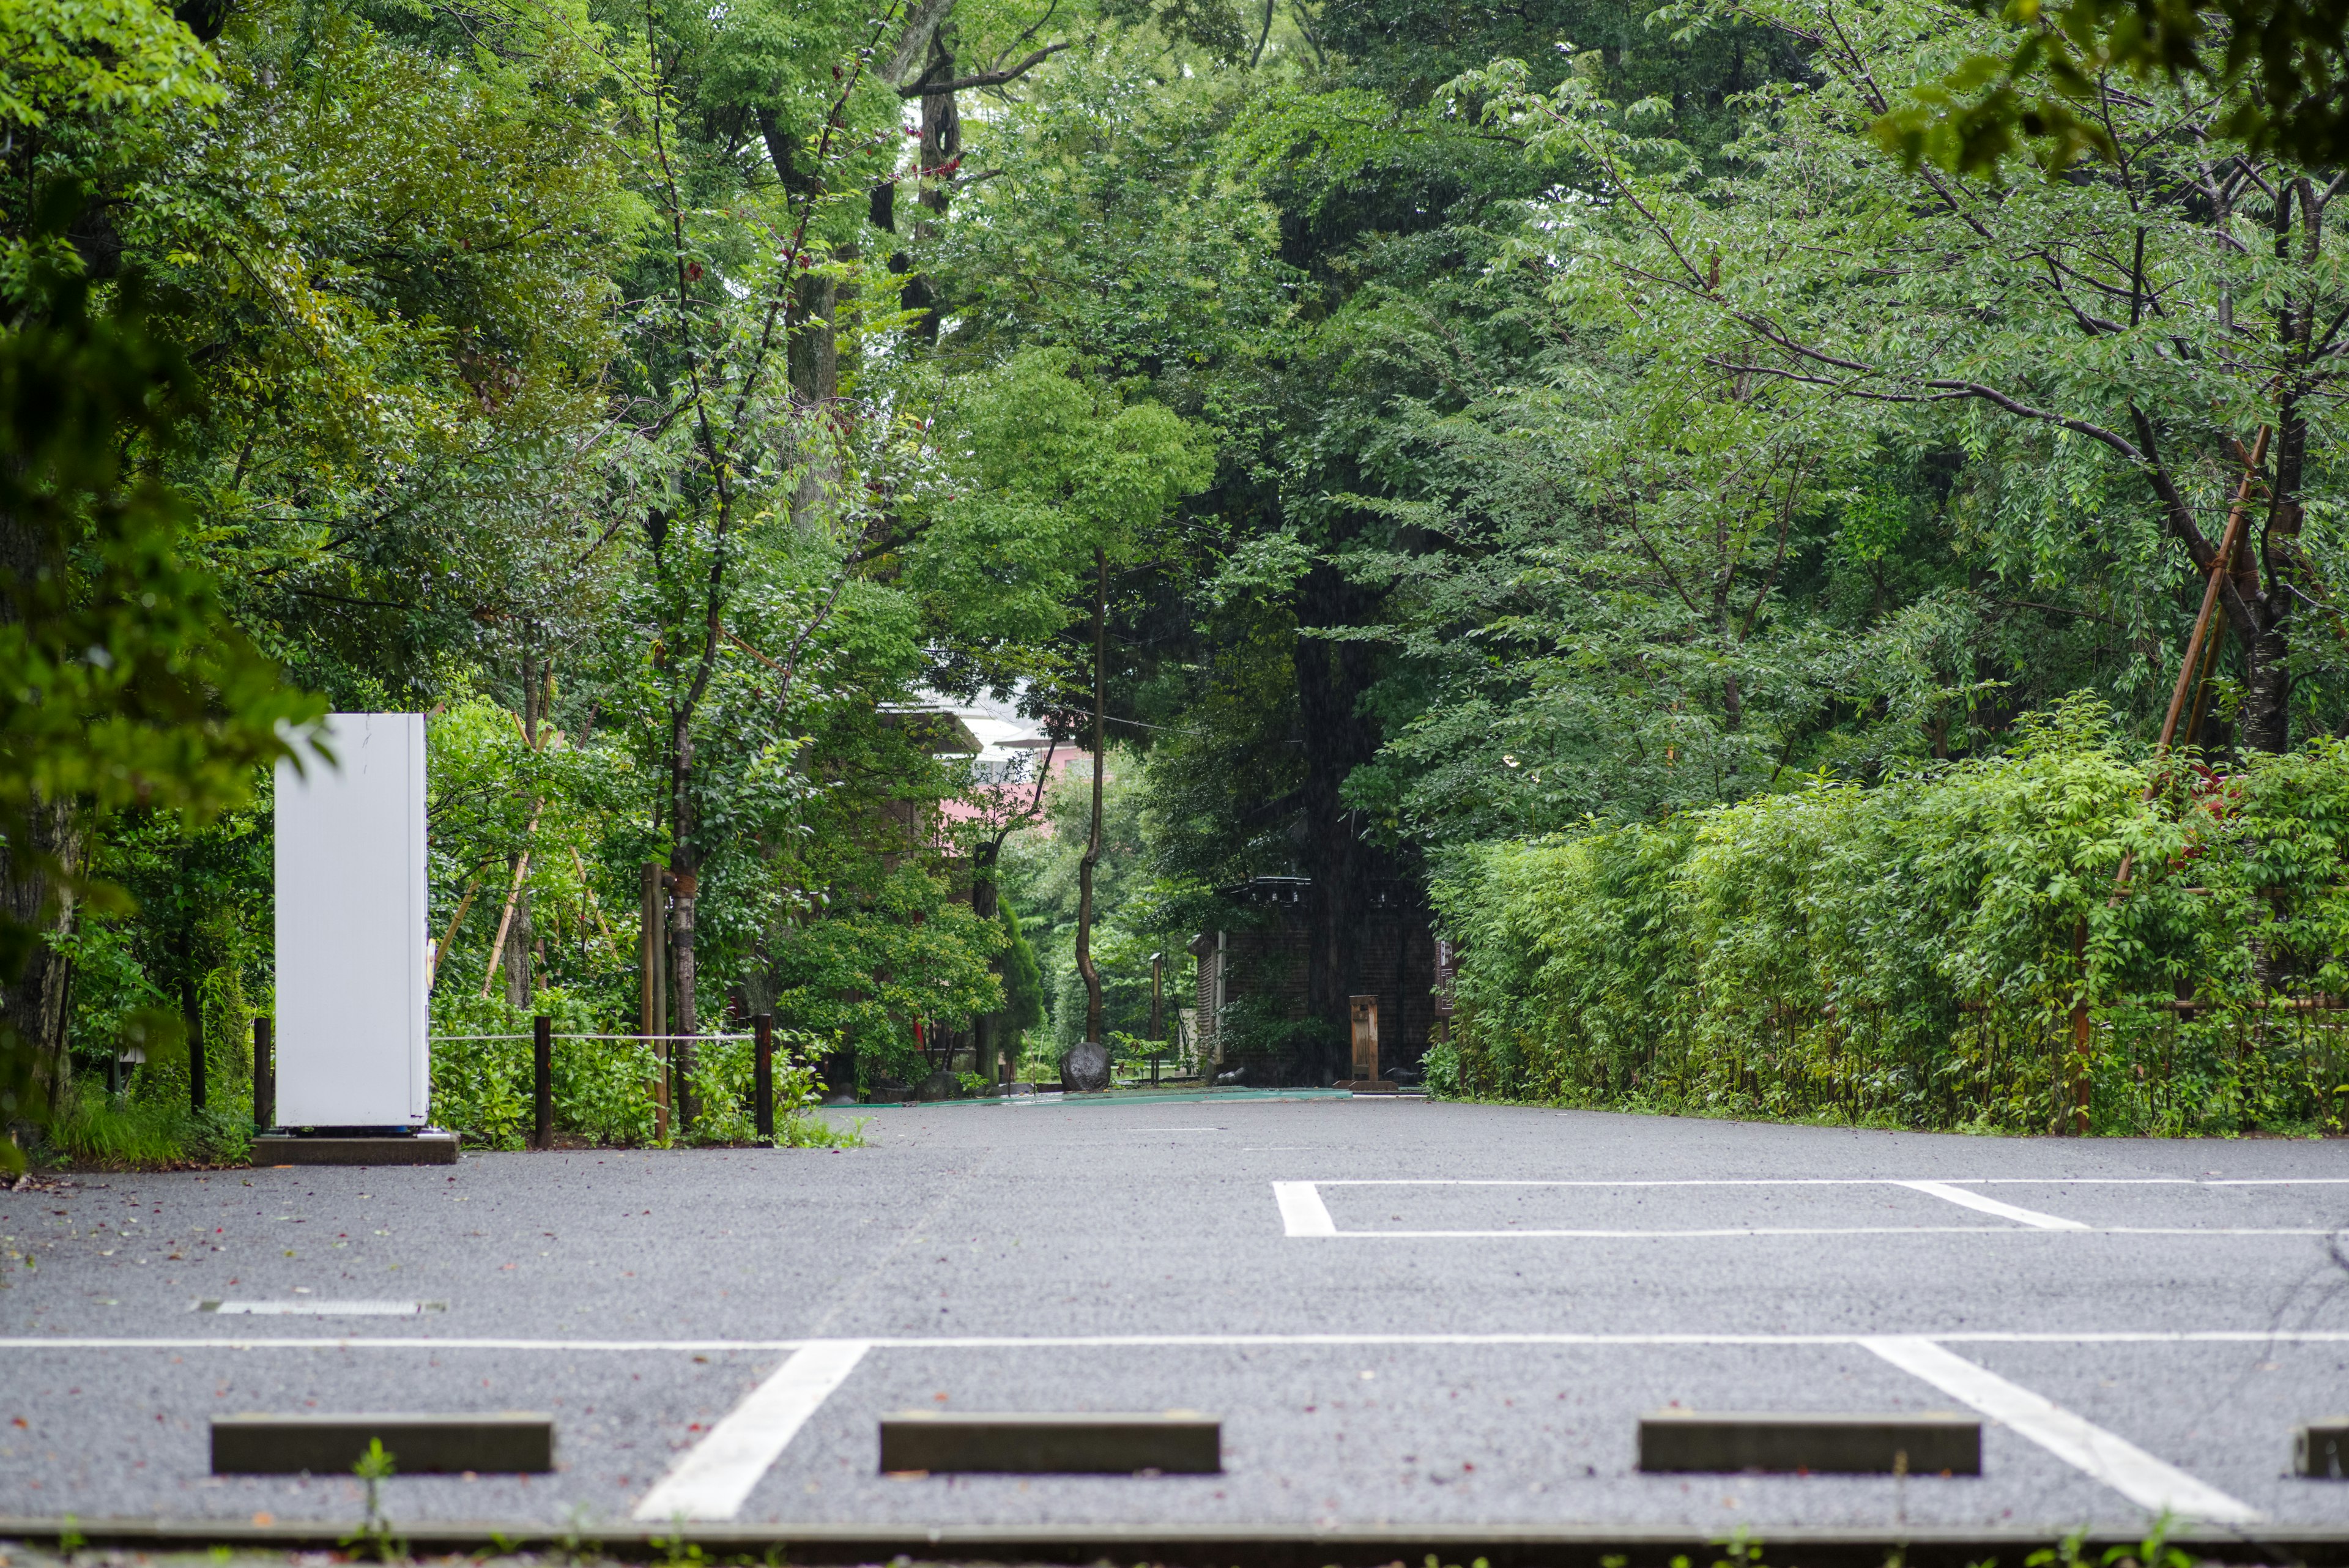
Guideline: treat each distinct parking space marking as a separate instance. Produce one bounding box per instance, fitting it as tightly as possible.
[1863,1336,2260,1524]
[1312,1177,2349,1187]
[1342,1226,2086,1238]
[631,1339,869,1522]
[2205,1177,2349,1184]
[1274,1180,1338,1236]
[1279,1179,2339,1237]
[1897,1181,2090,1230]
[193,1299,447,1316]
[16,1329,2349,1351]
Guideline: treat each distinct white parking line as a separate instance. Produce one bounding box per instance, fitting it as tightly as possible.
[1898,1181,2091,1230]
[1864,1336,2260,1523]
[631,1339,869,1522]
[14,1329,2349,1351]
[1312,1176,2349,1187]
[1338,1227,2110,1238]
[191,1299,447,1316]
[1274,1180,1338,1236]
[1280,1179,2337,1236]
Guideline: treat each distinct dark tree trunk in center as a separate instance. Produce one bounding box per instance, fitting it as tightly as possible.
[1293,559,1383,1085]
[1077,548,1106,1045]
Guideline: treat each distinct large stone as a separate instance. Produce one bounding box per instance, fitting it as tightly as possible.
[1061,1040,1110,1092]
[913,1069,960,1102]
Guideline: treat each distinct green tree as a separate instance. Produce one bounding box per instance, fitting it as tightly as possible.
[0,236,321,1166]
[915,346,1212,1044]
[1454,0,2349,754]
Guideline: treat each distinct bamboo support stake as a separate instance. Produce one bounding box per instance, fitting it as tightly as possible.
[2150,426,2271,761]
[2079,426,2270,1133]
[428,874,483,990]
[2181,617,2230,750]
[481,702,554,997]
[479,803,544,997]
[571,847,623,963]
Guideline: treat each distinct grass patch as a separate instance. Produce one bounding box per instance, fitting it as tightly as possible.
[35,1084,251,1170]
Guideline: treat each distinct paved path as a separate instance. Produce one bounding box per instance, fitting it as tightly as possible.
[4,1096,2347,1537]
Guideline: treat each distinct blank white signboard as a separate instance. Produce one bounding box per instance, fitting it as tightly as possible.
[274,713,429,1128]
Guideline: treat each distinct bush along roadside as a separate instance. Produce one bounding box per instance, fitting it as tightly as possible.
[1428,699,2349,1135]
[417,993,856,1151]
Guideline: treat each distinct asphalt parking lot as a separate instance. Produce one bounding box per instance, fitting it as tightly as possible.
[4,1095,2347,1541]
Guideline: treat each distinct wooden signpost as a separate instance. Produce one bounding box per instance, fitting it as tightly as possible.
[1343,994,1394,1092]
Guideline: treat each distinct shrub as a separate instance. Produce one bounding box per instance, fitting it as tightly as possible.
[1432,701,2349,1134]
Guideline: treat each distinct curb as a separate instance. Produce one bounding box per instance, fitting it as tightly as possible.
[6,1518,2348,1564]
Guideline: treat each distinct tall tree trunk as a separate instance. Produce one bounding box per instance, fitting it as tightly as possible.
[2241,179,2321,756]
[1076,549,1106,1044]
[759,112,846,532]
[1293,559,1382,1085]
[669,716,699,1123]
[903,30,960,342]
[507,655,543,1007]
[787,270,838,406]
[0,797,81,1115]
[503,885,535,1009]
[971,836,1002,1082]
[0,483,81,1122]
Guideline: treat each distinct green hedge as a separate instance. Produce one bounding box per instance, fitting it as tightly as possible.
[1428,702,2349,1134]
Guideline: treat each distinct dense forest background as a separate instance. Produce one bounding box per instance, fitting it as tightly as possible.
[11,0,2349,1156]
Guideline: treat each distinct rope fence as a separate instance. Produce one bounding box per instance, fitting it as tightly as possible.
[250,1017,816,1147]
[429,1033,757,1042]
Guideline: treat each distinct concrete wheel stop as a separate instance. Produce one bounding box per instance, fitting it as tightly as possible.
[1638,1410,1981,1474]
[210,1413,553,1473]
[878,1411,1222,1474]
[2299,1418,2349,1477]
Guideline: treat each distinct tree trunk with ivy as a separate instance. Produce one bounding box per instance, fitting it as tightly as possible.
[0,797,80,1115]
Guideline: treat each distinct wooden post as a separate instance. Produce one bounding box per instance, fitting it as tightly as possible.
[252,1017,273,1131]
[2154,428,2271,756]
[754,1014,774,1139]
[2113,428,2272,892]
[1349,995,1379,1083]
[641,862,668,1141]
[533,1014,553,1150]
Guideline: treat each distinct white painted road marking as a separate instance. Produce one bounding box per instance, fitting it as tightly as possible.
[1864,1336,2260,1524]
[633,1339,869,1522]
[1898,1181,2091,1230]
[1313,1176,2349,1187]
[1274,1180,1338,1236]
[21,1328,2349,1350]
[192,1299,447,1316]
[1282,1178,2336,1236]
[1335,1227,2165,1238]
